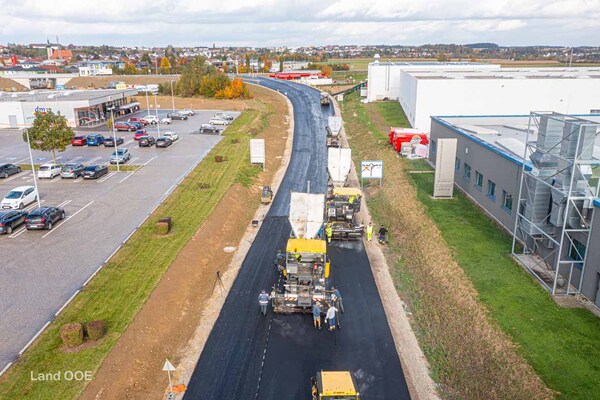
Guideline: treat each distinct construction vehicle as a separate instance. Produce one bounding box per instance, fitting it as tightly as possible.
[327,147,352,190]
[261,186,273,205]
[320,92,331,106]
[326,187,364,240]
[271,192,331,314]
[326,116,342,147]
[311,371,360,400]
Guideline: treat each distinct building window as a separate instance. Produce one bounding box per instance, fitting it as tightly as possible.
[430,140,437,159]
[502,191,513,213]
[475,171,483,190]
[455,157,461,172]
[487,180,496,200]
[463,163,471,181]
[568,239,586,263]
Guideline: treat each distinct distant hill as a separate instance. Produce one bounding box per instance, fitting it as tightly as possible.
[464,43,499,49]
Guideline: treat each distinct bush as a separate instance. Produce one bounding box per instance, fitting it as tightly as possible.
[60,323,84,348]
[86,320,106,341]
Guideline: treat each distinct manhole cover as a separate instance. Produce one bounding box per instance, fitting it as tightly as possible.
[223,246,237,253]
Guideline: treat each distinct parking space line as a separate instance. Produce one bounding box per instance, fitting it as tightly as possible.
[3,172,29,183]
[56,200,72,208]
[9,226,27,238]
[129,156,140,164]
[42,200,94,239]
[97,171,117,183]
[66,156,82,163]
[84,156,102,165]
[15,157,30,164]
[119,171,135,183]
[23,199,45,212]
[124,139,135,146]
[73,177,83,183]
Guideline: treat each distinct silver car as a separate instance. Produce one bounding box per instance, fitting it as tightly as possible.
[60,163,85,179]
[110,148,131,164]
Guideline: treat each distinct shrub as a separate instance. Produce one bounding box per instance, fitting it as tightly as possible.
[86,320,106,341]
[60,323,84,348]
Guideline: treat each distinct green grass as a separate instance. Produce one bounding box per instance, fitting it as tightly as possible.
[332,71,367,83]
[0,108,266,399]
[374,101,410,128]
[409,173,600,399]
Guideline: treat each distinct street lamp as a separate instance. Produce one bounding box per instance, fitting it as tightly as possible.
[145,90,150,116]
[24,129,42,210]
[170,80,175,113]
[154,94,161,138]
[108,106,120,172]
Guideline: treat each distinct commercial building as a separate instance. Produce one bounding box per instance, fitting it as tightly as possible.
[78,60,125,76]
[0,88,139,128]
[429,113,600,307]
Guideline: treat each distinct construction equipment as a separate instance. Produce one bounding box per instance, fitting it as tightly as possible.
[261,186,273,205]
[320,92,331,106]
[327,116,342,147]
[311,371,360,400]
[326,187,364,240]
[271,192,331,314]
[327,147,352,190]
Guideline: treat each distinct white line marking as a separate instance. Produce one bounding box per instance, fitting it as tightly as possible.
[122,229,136,244]
[97,171,116,183]
[55,290,80,316]
[23,199,45,212]
[73,177,83,183]
[56,199,72,208]
[142,156,157,166]
[118,172,135,183]
[15,157,30,163]
[3,173,26,183]
[84,156,101,165]
[42,200,94,238]
[66,156,82,163]
[105,245,121,264]
[19,321,51,355]
[9,226,27,238]
[82,264,104,287]
[123,139,135,146]
[129,156,140,164]
[0,362,13,378]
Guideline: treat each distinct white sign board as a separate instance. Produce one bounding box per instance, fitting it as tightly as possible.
[250,139,265,170]
[433,138,457,198]
[360,160,383,179]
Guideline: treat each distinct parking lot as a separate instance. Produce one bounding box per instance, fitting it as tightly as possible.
[0,109,239,370]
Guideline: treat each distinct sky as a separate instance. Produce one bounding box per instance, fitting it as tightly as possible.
[1,0,599,47]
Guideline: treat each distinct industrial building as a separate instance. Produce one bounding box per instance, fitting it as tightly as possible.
[0,88,139,128]
[429,112,600,308]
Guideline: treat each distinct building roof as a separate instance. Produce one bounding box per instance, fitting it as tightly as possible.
[370,61,494,67]
[407,67,600,80]
[0,89,138,105]
[50,49,73,60]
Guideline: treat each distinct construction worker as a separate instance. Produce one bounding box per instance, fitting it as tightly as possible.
[378,225,388,244]
[312,302,322,329]
[325,223,333,243]
[331,286,344,313]
[348,194,356,205]
[366,222,373,242]
[326,303,338,331]
[258,290,270,316]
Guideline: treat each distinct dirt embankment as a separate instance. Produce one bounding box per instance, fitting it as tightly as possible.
[0,77,27,91]
[80,84,289,400]
[65,75,176,89]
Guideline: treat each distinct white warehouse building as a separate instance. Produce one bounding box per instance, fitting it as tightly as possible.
[400,68,600,131]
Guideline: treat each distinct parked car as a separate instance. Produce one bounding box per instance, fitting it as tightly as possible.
[0,210,28,234]
[25,206,65,230]
[180,109,195,116]
[127,121,143,130]
[86,133,105,146]
[110,148,131,164]
[37,163,61,179]
[134,130,148,140]
[209,117,230,125]
[1,186,38,210]
[138,135,156,147]
[160,117,172,124]
[71,135,88,146]
[162,132,179,141]
[103,136,124,147]
[60,163,85,179]
[115,122,137,131]
[143,115,158,125]
[215,112,234,121]
[156,137,172,148]
[167,112,188,120]
[82,165,109,179]
[0,164,21,178]
[128,117,149,126]
[199,124,220,134]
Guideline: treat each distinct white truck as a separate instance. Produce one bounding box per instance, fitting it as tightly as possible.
[326,116,342,148]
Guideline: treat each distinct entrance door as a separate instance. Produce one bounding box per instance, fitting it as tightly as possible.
[8,115,17,128]
[595,273,600,308]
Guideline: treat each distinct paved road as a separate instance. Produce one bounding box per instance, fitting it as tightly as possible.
[184,79,410,399]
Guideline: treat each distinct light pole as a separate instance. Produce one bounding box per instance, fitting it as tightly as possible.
[109,107,120,172]
[170,80,175,113]
[24,129,42,210]
[154,94,161,138]
[145,90,150,116]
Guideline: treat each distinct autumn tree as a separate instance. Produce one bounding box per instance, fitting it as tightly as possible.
[200,74,230,97]
[23,111,74,164]
[279,57,284,72]
[177,56,214,97]
[215,77,252,99]
[160,56,171,74]
[321,65,333,77]
[124,62,137,74]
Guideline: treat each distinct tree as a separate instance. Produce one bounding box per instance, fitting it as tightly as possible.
[279,57,284,72]
[321,65,333,77]
[124,62,137,74]
[436,53,449,62]
[106,114,114,131]
[141,52,151,63]
[160,56,171,74]
[177,56,214,97]
[23,112,74,164]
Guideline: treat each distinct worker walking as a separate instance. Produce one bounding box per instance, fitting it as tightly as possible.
[366,222,373,242]
[378,225,388,244]
[258,290,270,316]
[325,223,333,243]
[326,304,338,332]
[312,302,322,329]
[331,286,344,313]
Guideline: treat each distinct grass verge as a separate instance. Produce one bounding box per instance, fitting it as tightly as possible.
[0,108,266,399]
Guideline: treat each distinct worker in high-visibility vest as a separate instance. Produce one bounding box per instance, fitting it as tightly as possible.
[348,194,356,205]
[366,222,373,242]
[325,224,333,243]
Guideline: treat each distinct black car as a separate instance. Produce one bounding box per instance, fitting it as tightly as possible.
[104,136,124,147]
[0,210,28,234]
[156,137,172,148]
[199,124,220,134]
[0,164,21,178]
[138,135,156,147]
[167,112,188,120]
[25,207,65,230]
[82,165,109,179]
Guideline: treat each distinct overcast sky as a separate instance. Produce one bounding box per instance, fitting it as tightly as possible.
[1,0,599,47]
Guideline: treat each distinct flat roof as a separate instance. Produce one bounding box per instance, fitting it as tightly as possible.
[0,89,138,104]
[408,67,600,80]
[432,113,600,166]
[371,61,496,67]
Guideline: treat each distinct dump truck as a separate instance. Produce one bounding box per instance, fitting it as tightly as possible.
[326,187,363,240]
[271,192,330,314]
[311,371,360,400]
[320,92,331,106]
[327,147,352,190]
[327,116,342,147]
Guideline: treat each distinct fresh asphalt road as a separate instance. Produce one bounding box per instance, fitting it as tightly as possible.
[184,79,410,399]
[0,111,236,372]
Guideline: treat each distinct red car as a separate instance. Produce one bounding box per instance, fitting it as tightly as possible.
[134,130,148,140]
[71,135,88,146]
[128,117,149,126]
[115,122,137,132]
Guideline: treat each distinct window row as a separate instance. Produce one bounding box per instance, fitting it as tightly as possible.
[458,162,513,213]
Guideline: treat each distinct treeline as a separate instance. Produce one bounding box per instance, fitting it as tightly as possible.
[158,56,251,99]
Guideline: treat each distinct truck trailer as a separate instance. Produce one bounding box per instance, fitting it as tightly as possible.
[326,116,342,148]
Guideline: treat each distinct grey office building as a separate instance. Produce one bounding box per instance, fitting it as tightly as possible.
[428,112,600,308]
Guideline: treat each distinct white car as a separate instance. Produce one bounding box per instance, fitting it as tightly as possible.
[143,115,158,125]
[160,117,172,125]
[162,132,179,141]
[180,109,195,116]
[215,112,233,121]
[2,186,38,210]
[209,117,230,126]
[37,163,61,179]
